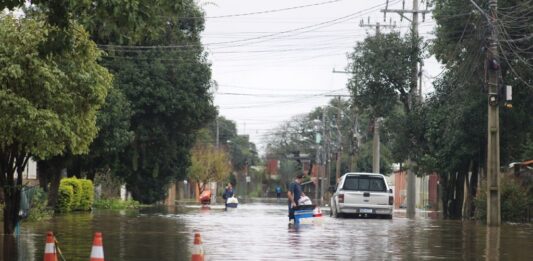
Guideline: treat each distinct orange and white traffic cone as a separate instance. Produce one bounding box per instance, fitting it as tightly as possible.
[44,231,58,261]
[313,207,323,217]
[90,232,105,261]
[191,232,204,261]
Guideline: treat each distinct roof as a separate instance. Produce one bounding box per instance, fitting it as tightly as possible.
[342,172,385,177]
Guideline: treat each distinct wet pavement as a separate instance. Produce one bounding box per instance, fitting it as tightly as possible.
[2,200,533,260]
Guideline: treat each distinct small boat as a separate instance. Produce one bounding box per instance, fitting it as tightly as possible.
[226,196,238,208]
[200,190,212,205]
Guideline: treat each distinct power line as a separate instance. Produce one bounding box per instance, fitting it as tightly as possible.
[205,0,343,19]
[97,0,401,50]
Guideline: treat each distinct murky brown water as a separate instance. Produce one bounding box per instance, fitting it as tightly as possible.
[2,201,532,260]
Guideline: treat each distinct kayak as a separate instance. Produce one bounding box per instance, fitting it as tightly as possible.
[226,196,238,208]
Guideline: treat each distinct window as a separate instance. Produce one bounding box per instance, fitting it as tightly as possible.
[342,176,386,192]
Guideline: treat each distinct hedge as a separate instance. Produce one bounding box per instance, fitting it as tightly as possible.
[57,185,74,213]
[79,179,94,211]
[475,176,531,223]
[57,178,94,213]
[60,178,83,210]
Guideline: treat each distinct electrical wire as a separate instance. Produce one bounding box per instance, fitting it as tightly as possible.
[205,0,343,19]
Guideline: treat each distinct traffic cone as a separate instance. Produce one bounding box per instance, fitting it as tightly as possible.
[44,232,58,261]
[191,232,204,261]
[90,232,105,261]
[313,207,323,217]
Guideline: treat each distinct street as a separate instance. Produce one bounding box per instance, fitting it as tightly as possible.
[6,200,533,260]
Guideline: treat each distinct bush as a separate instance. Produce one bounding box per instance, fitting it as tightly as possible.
[57,185,74,213]
[79,179,94,211]
[27,187,53,222]
[475,176,530,222]
[93,198,140,210]
[60,178,83,210]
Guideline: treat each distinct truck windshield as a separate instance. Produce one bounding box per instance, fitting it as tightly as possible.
[342,176,387,192]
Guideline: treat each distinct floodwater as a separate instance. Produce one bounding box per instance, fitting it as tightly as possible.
[2,200,533,260]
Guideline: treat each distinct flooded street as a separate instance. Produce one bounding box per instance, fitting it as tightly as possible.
[3,200,533,260]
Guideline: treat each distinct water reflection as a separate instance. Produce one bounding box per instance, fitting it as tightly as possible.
[1,203,533,260]
[486,226,500,261]
[3,209,190,261]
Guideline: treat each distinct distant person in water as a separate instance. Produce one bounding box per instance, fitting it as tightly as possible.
[275,186,282,199]
[223,183,234,209]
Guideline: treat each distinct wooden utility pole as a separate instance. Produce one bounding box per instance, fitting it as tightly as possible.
[486,0,501,226]
[381,0,430,218]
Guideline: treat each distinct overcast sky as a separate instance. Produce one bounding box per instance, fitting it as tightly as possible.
[200,0,441,153]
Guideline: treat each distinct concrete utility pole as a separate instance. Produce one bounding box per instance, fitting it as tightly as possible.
[359,17,396,35]
[381,0,430,218]
[486,0,501,226]
[359,19,394,174]
[334,96,342,185]
[372,118,381,174]
[216,118,219,148]
[320,111,327,204]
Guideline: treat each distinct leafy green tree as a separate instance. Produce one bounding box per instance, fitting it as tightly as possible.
[74,1,216,203]
[427,0,533,218]
[207,116,238,148]
[70,87,134,179]
[0,16,112,234]
[21,0,217,204]
[346,32,421,174]
[347,33,417,118]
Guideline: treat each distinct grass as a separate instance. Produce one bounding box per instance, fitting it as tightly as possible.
[93,198,141,210]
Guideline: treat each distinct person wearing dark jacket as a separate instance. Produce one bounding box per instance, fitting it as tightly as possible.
[287,174,305,224]
[222,183,234,209]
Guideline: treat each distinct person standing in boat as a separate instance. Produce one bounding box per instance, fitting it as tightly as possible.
[287,174,305,224]
[223,183,234,209]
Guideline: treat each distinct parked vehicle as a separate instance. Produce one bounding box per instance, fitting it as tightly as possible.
[330,173,393,219]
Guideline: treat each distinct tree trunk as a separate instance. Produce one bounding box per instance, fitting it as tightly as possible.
[441,173,449,219]
[452,171,465,219]
[47,169,62,208]
[469,161,479,217]
[3,234,18,260]
[463,161,473,219]
[3,186,20,234]
[37,160,49,192]
[448,172,458,218]
[3,169,23,235]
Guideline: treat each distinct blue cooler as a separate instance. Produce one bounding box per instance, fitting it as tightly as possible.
[294,205,315,224]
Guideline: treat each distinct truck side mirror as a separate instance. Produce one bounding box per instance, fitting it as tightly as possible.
[328,186,336,193]
[389,188,393,193]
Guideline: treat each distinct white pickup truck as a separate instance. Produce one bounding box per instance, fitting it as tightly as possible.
[330,172,393,219]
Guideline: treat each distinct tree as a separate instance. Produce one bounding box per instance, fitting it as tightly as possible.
[71,87,134,179]
[188,141,231,195]
[347,33,416,119]
[427,0,533,219]
[347,32,421,175]
[0,16,112,234]
[19,0,218,204]
[80,0,216,204]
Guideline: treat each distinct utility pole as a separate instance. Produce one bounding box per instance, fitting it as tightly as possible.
[324,95,350,185]
[372,118,381,174]
[486,0,501,226]
[359,18,394,175]
[334,96,342,185]
[381,0,430,218]
[216,118,219,149]
[320,110,327,204]
[359,16,396,35]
